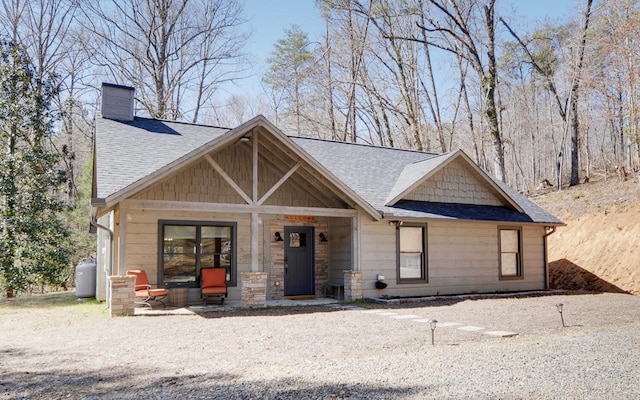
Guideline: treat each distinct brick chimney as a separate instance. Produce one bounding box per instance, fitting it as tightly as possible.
[101,82,135,121]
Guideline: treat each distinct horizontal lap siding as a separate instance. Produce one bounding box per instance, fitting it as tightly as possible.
[360,219,397,291]
[327,217,352,283]
[361,220,547,298]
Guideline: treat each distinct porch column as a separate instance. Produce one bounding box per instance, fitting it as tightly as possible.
[117,208,127,275]
[344,270,363,301]
[351,215,361,271]
[241,272,268,307]
[108,275,136,317]
[251,212,259,272]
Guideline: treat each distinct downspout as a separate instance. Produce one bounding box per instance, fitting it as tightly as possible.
[543,226,557,290]
[90,217,114,305]
[90,217,113,276]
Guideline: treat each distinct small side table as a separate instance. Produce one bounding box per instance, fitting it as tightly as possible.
[167,287,189,307]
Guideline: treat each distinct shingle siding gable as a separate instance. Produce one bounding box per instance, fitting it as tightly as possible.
[403,158,504,206]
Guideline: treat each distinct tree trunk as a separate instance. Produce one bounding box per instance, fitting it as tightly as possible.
[483,3,505,182]
[569,0,593,186]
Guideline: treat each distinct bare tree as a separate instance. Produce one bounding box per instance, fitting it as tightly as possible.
[80,0,248,122]
[568,0,593,186]
[414,0,506,181]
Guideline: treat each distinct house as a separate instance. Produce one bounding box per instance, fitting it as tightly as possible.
[91,83,563,307]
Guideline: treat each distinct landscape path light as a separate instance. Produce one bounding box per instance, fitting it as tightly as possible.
[429,319,438,345]
[555,303,566,327]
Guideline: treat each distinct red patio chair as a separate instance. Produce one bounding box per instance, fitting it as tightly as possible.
[200,268,227,306]
[126,269,168,308]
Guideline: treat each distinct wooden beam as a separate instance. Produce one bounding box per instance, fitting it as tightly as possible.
[251,212,259,272]
[123,199,359,217]
[117,207,127,276]
[258,163,300,205]
[252,129,259,203]
[352,214,360,272]
[204,154,252,204]
[238,140,345,209]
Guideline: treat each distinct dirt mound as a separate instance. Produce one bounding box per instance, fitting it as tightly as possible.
[533,176,640,294]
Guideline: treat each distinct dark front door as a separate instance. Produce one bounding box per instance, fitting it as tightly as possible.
[284,226,315,296]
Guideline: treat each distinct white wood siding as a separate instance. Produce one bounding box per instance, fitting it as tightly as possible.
[360,218,547,298]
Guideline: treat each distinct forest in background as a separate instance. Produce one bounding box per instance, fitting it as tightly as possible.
[1,0,639,291]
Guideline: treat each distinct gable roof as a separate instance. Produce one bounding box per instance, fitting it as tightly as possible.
[93,115,380,219]
[93,115,562,225]
[291,138,561,225]
[383,150,523,212]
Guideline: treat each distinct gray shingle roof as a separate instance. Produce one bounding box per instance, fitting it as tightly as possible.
[385,153,452,205]
[94,116,230,199]
[94,116,562,225]
[291,137,439,210]
[291,137,562,225]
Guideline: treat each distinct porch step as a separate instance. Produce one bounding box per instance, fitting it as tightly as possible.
[283,295,316,300]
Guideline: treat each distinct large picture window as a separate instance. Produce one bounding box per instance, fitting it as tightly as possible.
[499,227,522,279]
[159,221,236,287]
[397,224,427,282]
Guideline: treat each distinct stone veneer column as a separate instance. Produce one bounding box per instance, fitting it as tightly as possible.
[108,275,136,317]
[241,272,268,308]
[344,270,362,301]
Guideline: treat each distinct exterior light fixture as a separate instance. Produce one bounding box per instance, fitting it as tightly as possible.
[274,232,283,242]
[319,232,328,242]
[429,319,438,345]
[555,303,565,327]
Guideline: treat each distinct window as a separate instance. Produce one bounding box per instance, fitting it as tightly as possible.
[397,224,427,282]
[499,227,522,279]
[159,221,236,287]
[289,232,306,247]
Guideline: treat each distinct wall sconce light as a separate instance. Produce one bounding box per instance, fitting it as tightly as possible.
[388,220,403,227]
[240,136,250,142]
[428,319,438,345]
[555,303,565,327]
[319,232,328,242]
[274,232,283,242]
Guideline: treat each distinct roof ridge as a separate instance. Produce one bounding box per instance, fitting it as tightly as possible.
[290,135,441,156]
[127,116,234,131]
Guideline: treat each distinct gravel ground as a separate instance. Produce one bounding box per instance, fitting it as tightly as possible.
[1,292,639,399]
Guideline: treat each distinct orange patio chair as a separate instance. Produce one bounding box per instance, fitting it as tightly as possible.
[200,268,227,306]
[126,269,168,308]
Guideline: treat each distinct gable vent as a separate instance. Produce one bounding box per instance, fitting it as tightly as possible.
[101,82,134,121]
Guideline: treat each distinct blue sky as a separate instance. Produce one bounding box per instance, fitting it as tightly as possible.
[226,0,577,98]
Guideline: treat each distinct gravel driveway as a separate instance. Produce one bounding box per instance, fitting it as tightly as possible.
[1,292,639,399]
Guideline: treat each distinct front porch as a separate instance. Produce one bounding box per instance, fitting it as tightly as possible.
[107,270,363,317]
[133,296,343,316]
